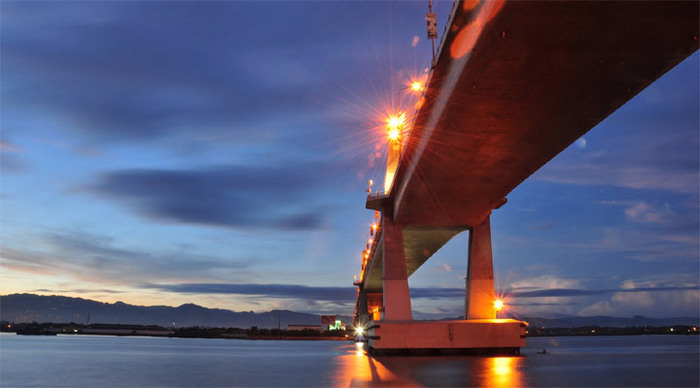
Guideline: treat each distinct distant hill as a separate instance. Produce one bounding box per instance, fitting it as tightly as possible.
[0,294,351,329]
[4,294,696,329]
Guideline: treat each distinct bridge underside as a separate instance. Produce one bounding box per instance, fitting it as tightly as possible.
[361,226,465,294]
[389,0,699,228]
[355,0,698,354]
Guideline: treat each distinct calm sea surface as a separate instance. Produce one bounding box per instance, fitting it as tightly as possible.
[0,332,697,387]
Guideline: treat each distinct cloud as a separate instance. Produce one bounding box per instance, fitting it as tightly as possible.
[509,286,698,298]
[509,301,580,307]
[90,165,326,230]
[624,202,670,223]
[536,162,698,194]
[142,282,695,305]
[579,280,700,317]
[0,1,396,146]
[598,200,679,223]
[0,141,22,152]
[142,283,475,304]
[143,283,356,304]
[509,275,580,291]
[32,288,126,295]
[501,274,699,317]
[434,263,452,273]
[0,231,249,285]
[0,139,28,173]
[0,153,28,173]
[556,225,698,263]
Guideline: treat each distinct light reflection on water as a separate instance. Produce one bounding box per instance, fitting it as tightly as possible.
[333,342,421,387]
[1,333,698,387]
[333,342,526,387]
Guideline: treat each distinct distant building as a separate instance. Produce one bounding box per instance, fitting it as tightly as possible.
[320,315,336,325]
[287,324,322,332]
[328,320,345,330]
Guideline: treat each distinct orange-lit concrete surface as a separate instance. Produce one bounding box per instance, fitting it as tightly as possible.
[367,319,526,355]
[354,0,698,354]
[387,0,699,228]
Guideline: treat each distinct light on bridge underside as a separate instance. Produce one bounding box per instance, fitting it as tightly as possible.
[494,299,504,311]
[410,81,424,92]
[385,113,405,142]
[388,128,401,141]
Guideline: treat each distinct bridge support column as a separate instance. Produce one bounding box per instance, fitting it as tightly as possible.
[465,215,496,319]
[366,215,525,354]
[356,291,369,326]
[382,218,412,321]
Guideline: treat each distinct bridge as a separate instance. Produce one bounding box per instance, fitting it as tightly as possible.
[353,0,698,354]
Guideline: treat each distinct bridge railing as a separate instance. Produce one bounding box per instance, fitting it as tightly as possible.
[358,216,383,284]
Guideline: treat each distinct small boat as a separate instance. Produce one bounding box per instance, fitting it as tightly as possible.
[537,349,548,354]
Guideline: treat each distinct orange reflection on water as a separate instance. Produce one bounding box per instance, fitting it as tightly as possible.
[485,356,526,387]
[333,343,419,387]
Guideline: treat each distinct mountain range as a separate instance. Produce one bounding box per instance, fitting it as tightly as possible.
[2,293,697,329]
[1,294,350,329]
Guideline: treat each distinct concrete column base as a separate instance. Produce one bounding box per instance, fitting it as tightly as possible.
[366,319,526,355]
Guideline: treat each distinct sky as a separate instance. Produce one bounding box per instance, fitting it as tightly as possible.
[1,1,698,320]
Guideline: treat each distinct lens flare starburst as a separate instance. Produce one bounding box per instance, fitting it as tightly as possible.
[385,113,406,141]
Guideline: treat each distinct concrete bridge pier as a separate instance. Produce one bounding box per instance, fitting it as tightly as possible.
[365,213,525,355]
[355,290,370,326]
[466,215,497,320]
[382,218,412,321]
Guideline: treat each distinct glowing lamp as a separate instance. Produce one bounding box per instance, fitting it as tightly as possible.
[388,127,401,141]
[385,113,405,142]
[494,299,504,311]
[386,115,403,129]
[410,81,424,92]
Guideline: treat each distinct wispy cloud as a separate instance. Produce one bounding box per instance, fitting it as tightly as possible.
[536,162,698,194]
[89,165,327,230]
[597,200,684,224]
[0,231,249,285]
[579,279,700,317]
[510,286,698,298]
[136,282,700,307]
[143,283,356,304]
[0,140,28,173]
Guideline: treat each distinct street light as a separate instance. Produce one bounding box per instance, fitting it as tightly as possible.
[385,113,405,142]
[397,79,425,113]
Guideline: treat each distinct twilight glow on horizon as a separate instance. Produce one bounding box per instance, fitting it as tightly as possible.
[1,1,698,319]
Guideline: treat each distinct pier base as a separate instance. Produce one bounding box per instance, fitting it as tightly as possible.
[366,319,526,355]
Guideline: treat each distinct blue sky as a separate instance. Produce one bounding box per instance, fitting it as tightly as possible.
[1,1,697,319]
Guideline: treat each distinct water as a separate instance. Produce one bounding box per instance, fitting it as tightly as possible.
[1,333,697,387]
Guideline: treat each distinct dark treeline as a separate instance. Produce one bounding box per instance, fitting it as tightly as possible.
[527,325,698,337]
[1,321,349,340]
